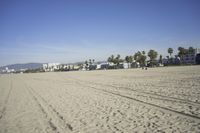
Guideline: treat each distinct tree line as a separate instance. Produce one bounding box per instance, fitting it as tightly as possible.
[106,46,196,67]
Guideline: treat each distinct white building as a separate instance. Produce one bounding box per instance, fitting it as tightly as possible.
[122,62,131,69]
[96,64,101,70]
[2,67,15,73]
[43,63,60,72]
[118,62,134,69]
[182,48,200,64]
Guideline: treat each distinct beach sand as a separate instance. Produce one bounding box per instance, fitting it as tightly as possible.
[0,65,200,132]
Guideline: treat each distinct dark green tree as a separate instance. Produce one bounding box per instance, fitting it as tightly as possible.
[85,60,88,70]
[125,56,133,63]
[168,48,173,57]
[178,47,188,62]
[159,55,163,64]
[115,54,123,66]
[148,49,158,66]
[107,55,115,63]
[85,60,88,65]
[188,47,195,54]
[133,51,147,67]
[133,51,142,62]
[125,56,133,68]
[89,59,92,65]
[140,51,147,66]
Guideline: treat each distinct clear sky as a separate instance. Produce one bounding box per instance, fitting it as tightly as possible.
[0,0,200,66]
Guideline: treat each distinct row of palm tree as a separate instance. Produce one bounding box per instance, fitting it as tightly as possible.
[85,59,95,66]
[106,46,196,67]
[107,54,124,65]
[107,49,158,67]
[167,46,195,61]
[167,47,195,58]
[166,46,196,64]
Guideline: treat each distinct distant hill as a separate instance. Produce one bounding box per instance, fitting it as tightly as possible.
[0,63,43,71]
[62,60,106,65]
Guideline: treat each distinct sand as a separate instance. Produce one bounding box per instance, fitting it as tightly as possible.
[0,65,200,133]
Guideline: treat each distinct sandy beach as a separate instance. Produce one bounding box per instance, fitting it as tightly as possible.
[0,65,200,133]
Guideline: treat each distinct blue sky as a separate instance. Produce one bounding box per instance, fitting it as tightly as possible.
[0,0,200,66]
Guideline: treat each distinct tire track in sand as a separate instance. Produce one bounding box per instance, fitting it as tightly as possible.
[56,77,200,118]
[32,76,200,120]
[53,74,200,106]
[73,80,200,121]
[72,78,200,106]
[0,78,13,120]
[27,85,73,133]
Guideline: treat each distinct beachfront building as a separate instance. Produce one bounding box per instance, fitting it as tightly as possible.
[118,62,129,69]
[2,67,15,73]
[162,48,200,65]
[182,54,196,64]
[96,63,109,70]
[96,64,101,70]
[73,65,81,70]
[163,56,181,66]
[88,64,97,70]
[94,63,105,70]
[56,64,71,71]
[81,61,108,70]
[42,63,60,72]
[80,64,87,71]
[130,62,140,68]
[1,67,15,73]
[182,48,200,64]
[59,64,68,70]
[196,53,200,64]
[96,62,140,69]
[55,64,81,71]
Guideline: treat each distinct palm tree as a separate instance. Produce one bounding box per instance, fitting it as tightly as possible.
[116,54,120,60]
[85,60,88,70]
[111,55,114,59]
[142,51,145,55]
[125,56,129,63]
[107,55,115,63]
[148,49,158,67]
[85,60,88,65]
[125,56,129,68]
[188,47,195,54]
[107,57,112,62]
[159,55,162,64]
[134,51,146,67]
[168,48,173,57]
[115,54,123,67]
[178,47,188,63]
[125,56,133,68]
[107,54,123,69]
[178,47,185,56]
[133,51,142,63]
[141,51,147,67]
[89,59,92,65]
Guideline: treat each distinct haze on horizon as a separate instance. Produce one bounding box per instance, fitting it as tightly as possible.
[0,0,200,66]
